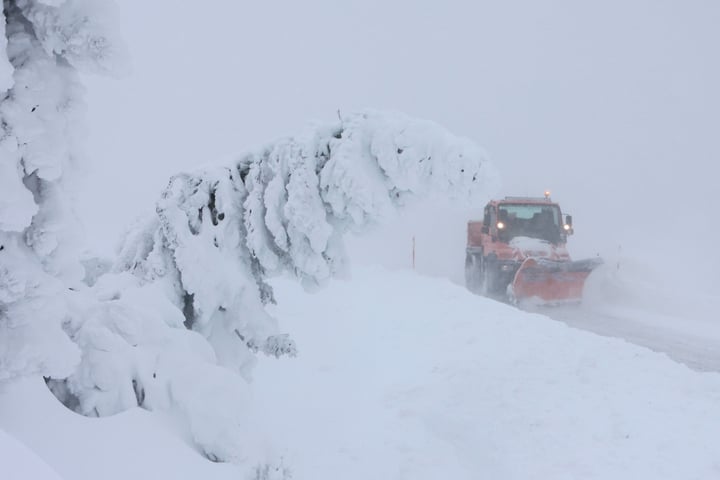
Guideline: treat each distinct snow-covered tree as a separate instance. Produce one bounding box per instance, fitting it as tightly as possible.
[115,110,498,378]
[32,109,492,465]
[48,110,497,463]
[0,1,263,464]
[0,2,499,466]
[0,0,123,381]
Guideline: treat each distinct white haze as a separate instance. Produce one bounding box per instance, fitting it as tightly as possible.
[77,0,720,293]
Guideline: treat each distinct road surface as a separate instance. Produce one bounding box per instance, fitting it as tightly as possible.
[528,304,720,373]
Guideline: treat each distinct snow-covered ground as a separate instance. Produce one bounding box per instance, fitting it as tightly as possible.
[2,2,718,479]
[3,266,720,479]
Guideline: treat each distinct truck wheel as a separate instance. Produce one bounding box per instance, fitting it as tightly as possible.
[482,254,499,296]
[464,252,484,294]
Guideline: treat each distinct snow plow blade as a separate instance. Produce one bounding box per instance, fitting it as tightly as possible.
[510,257,603,304]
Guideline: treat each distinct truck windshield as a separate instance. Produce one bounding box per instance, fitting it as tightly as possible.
[497,204,562,243]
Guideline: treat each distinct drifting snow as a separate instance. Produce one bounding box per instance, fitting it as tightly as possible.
[584,256,720,335]
[537,256,720,372]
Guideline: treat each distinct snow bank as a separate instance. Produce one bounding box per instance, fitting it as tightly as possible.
[253,266,720,480]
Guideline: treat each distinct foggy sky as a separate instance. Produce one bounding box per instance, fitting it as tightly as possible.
[78,0,720,291]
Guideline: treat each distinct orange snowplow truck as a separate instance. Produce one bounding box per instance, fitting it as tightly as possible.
[465,194,602,304]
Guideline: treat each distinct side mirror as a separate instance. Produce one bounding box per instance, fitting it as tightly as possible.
[563,215,574,235]
[565,214,573,226]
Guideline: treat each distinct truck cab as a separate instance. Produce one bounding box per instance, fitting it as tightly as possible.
[465,195,574,297]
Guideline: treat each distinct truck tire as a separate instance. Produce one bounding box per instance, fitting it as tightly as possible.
[464,252,484,294]
[482,253,500,296]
